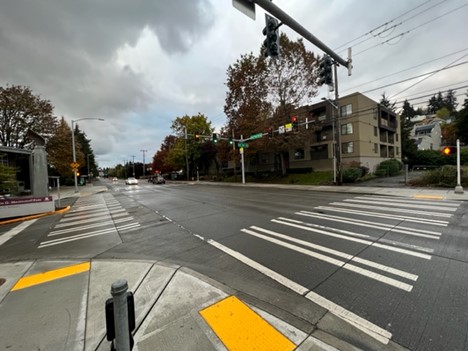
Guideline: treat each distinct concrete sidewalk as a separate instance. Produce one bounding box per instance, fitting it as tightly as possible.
[0,258,404,351]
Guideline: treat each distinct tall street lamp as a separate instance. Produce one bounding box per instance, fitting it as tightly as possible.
[71,118,104,192]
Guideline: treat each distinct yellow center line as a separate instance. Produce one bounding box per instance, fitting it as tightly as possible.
[12,261,90,291]
[200,296,295,351]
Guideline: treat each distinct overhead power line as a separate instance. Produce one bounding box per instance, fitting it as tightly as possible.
[389,52,468,99]
[360,59,468,95]
[354,3,468,57]
[334,0,437,51]
[342,47,468,94]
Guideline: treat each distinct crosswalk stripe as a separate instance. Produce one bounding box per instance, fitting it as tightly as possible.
[49,217,133,236]
[272,218,432,259]
[39,227,118,248]
[208,239,392,344]
[249,226,418,281]
[315,206,449,226]
[354,196,461,207]
[343,198,458,212]
[241,228,413,292]
[297,211,441,240]
[329,202,453,218]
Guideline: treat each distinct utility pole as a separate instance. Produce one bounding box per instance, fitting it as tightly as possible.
[131,155,136,177]
[185,127,189,180]
[140,149,147,177]
[334,63,342,185]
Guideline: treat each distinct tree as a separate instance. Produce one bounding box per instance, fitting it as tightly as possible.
[46,117,77,179]
[224,33,320,175]
[380,93,396,111]
[443,89,457,114]
[168,113,215,179]
[456,90,468,144]
[0,85,57,148]
[401,99,416,119]
[427,92,444,114]
[153,135,178,174]
[73,124,97,177]
[399,100,418,162]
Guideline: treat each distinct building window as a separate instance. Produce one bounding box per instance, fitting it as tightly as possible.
[374,143,378,153]
[294,149,305,160]
[396,133,399,142]
[310,145,328,160]
[342,141,354,154]
[340,104,352,117]
[374,126,378,137]
[341,123,353,135]
[396,147,400,155]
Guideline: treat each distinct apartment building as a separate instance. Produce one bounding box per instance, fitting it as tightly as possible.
[225,92,401,176]
[279,92,401,173]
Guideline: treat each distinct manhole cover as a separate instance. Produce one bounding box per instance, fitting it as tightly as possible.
[0,278,6,287]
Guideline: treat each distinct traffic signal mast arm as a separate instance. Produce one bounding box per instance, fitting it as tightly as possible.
[253,0,352,73]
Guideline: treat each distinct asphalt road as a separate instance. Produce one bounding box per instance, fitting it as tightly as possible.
[1,179,467,350]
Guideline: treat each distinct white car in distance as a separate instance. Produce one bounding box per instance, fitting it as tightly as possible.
[125,177,138,185]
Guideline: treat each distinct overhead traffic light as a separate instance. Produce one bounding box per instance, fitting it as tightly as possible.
[228,136,233,145]
[267,127,273,138]
[318,55,333,86]
[194,132,200,142]
[212,133,218,143]
[291,116,298,131]
[442,146,456,155]
[262,14,280,59]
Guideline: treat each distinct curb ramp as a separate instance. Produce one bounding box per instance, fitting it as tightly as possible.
[0,259,409,351]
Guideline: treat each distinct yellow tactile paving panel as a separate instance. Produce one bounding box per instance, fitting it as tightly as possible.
[200,295,296,351]
[413,195,444,200]
[11,261,90,291]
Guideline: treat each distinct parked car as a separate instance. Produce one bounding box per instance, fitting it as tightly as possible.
[125,177,138,185]
[112,177,118,183]
[153,175,165,184]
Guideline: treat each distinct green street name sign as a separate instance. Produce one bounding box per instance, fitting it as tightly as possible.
[237,142,249,148]
[250,133,263,140]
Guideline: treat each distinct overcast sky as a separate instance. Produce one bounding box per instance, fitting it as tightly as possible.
[1,0,467,168]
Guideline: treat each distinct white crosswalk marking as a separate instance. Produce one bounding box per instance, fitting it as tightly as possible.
[38,193,140,248]
[231,195,461,295]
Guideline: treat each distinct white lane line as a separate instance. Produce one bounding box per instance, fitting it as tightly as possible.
[273,218,432,260]
[329,202,452,218]
[49,217,133,236]
[305,291,392,345]
[297,211,441,240]
[315,206,449,226]
[207,239,392,345]
[356,196,461,207]
[242,228,413,292]
[39,227,118,248]
[0,219,38,246]
[343,198,458,212]
[249,226,418,281]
